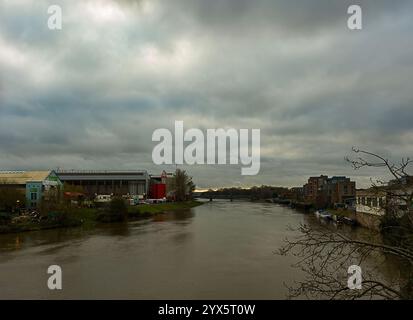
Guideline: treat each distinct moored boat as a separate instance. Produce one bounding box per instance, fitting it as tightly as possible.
[319,212,333,220]
[342,216,358,226]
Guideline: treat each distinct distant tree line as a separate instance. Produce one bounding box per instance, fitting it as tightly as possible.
[205,185,289,200]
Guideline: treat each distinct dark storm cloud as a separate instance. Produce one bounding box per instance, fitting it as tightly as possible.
[0,0,412,188]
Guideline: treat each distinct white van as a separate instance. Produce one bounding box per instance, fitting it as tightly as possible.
[95,194,112,203]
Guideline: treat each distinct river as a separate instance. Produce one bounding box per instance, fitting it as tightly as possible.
[0,200,400,299]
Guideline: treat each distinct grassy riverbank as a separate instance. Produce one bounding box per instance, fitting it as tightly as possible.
[129,201,203,215]
[0,201,203,234]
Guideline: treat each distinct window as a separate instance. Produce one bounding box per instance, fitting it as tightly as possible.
[31,192,37,201]
[361,197,366,205]
[372,198,378,207]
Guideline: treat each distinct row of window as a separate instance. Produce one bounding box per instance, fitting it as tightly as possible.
[356,196,384,208]
[69,180,138,186]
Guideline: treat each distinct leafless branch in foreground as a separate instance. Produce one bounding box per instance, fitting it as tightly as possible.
[279,224,412,299]
[281,149,413,300]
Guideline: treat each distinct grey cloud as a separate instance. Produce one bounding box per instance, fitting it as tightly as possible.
[0,0,412,188]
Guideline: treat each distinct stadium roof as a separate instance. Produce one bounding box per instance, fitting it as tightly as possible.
[0,171,53,185]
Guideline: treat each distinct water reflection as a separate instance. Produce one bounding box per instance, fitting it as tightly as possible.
[0,201,405,299]
[97,222,131,237]
[0,227,87,253]
[152,209,194,224]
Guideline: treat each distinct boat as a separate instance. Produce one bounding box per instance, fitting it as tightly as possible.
[314,209,323,216]
[319,212,333,220]
[332,214,342,222]
[315,209,329,218]
[342,217,358,226]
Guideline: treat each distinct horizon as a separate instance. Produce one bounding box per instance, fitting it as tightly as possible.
[0,166,388,191]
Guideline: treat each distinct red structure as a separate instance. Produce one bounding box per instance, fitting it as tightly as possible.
[150,183,166,199]
[63,192,84,200]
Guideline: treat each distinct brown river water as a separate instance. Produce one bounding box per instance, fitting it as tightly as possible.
[0,200,402,299]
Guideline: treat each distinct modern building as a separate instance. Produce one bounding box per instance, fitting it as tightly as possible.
[303,175,356,208]
[325,176,356,205]
[356,189,386,216]
[303,175,328,206]
[56,170,150,197]
[0,170,62,208]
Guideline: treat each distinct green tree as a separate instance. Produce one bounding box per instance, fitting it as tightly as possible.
[0,181,25,212]
[174,169,195,202]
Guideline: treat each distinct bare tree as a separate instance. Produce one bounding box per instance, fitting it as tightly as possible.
[346,147,413,231]
[280,148,413,300]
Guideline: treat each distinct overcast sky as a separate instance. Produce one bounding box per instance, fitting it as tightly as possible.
[0,0,412,190]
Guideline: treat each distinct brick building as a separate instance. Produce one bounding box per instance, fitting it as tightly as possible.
[303,175,356,208]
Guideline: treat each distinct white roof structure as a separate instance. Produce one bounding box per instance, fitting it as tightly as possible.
[0,171,54,185]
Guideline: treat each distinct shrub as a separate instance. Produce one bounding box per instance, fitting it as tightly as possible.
[0,186,25,212]
[38,210,81,228]
[97,197,128,223]
[0,212,12,225]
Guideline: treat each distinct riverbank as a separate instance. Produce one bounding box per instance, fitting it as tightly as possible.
[275,201,381,230]
[0,201,203,234]
[0,200,400,299]
[328,208,381,230]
